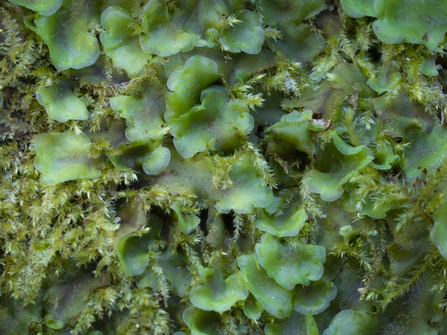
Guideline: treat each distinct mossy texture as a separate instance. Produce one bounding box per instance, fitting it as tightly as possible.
[2,0,447,334]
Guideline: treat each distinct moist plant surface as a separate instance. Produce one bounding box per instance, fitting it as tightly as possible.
[2,0,447,334]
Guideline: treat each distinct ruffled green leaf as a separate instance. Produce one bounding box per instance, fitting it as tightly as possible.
[272,23,325,66]
[139,0,198,57]
[340,0,376,18]
[255,234,326,289]
[402,125,447,181]
[373,0,447,51]
[34,132,101,185]
[267,110,323,156]
[330,63,375,95]
[142,146,171,176]
[430,198,447,261]
[190,267,248,312]
[293,281,337,315]
[260,0,325,26]
[183,307,226,335]
[170,86,254,158]
[242,294,264,320]
[370,141,399,170]
[283,81,347,119]
[303,130,374,202]
[109,138,170,176]
[256,204,308,237]
[343,183,394,219]
[0,296,42,334]
[43,271,110,329]
[31,2,101,70]
[219,10,265,54]
[110,89,166,142]
[367,71,401,95]
[172,201,200,234]
[115,204,163,277]
[214,155,274,214]
[36,80,88,122]
[238,254,294,319]
[9,0,62,16]
[421,57,439,77]
[165,56,219,122]
[138,246,191,297]
[100,6,149,77]
[322,310,377,335]
[150,150,273,214]
[265,312,318,335]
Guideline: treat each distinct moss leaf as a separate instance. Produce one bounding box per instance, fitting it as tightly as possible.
[9,0,62,16]
[36,80,88,122]
[34,132,101,185]
[139,0,198,57]
[302,130,374,202]
[165,56,219,122]
[110,89,166,142]
[219,10,265,54]
[293,281,337,315]
[238,254,294,319]
[190,267,248,312]
[115,214,163,277]
[255,234,326,289]
[183,307,226,335]
[32,2,101,70]
[170,86,254,158]
[373,0,447,51]
[340,0,376,18]
[100,6,149,77]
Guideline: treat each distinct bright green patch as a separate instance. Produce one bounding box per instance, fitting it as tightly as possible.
[165,56,219,122]
[255,234,326,289]
[219,10,265,54]
[238,254,294,319]
[139,0,198,57]
[100,6,149,77]
[31,2,101,70]
[36,80,88,122]
[189,267,248,312]
[170,86,253,158]
[34,132,101,185]
[293,281,337,315]
[373,0,447,51]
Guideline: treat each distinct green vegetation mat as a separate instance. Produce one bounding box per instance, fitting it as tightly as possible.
[2,0,447,333]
